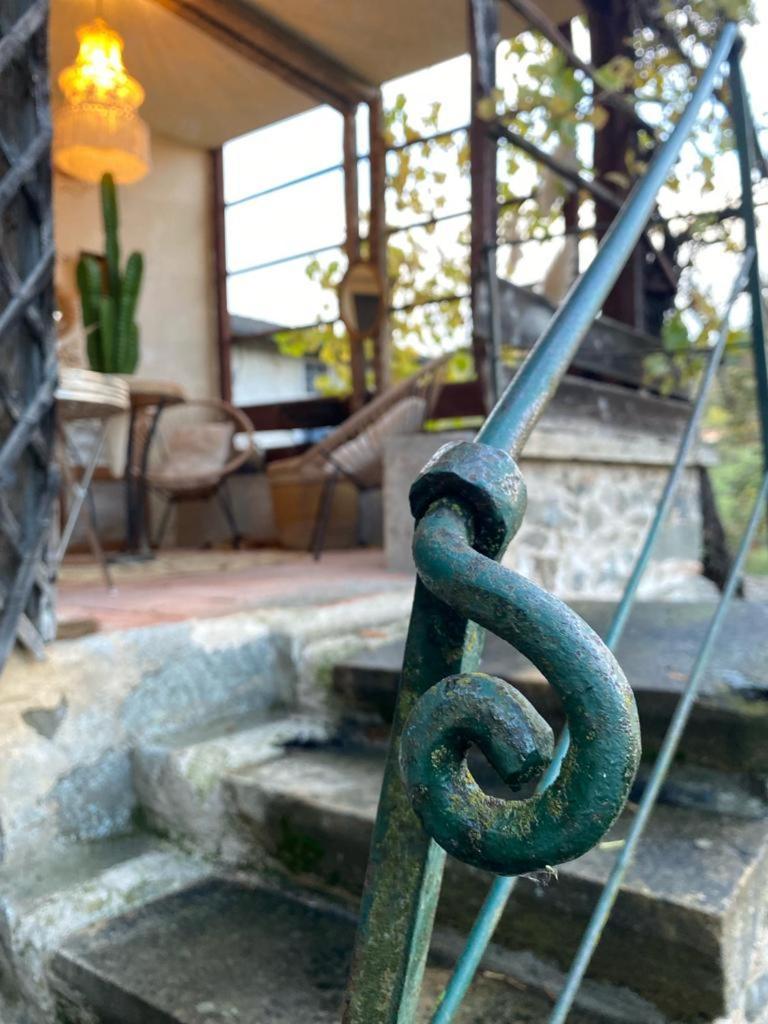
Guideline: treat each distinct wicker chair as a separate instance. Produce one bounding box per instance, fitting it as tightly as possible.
[144,398,256,549]
[267,353,451,559]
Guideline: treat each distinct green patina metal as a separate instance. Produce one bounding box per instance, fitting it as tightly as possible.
[429,250,755,1024]
[342,442,640,1024]
[401,443,640,876]
[342,578,483,1024]
[341,18,755,1024]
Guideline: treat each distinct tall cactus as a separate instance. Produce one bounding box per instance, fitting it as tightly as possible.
[77,173,143,374]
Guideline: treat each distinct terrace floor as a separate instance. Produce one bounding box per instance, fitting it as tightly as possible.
[57,548,414,634]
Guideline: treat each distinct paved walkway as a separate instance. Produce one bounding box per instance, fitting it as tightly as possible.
[57,548,413,633]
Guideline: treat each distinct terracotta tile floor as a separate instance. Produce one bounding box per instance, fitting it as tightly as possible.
[57,548,414,634]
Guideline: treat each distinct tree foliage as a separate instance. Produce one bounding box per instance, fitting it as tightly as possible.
[276,0,759,404]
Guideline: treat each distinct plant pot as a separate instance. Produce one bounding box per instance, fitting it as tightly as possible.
[268,465,359,550]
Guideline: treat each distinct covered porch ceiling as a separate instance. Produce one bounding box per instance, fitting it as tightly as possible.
[50,0,580,150]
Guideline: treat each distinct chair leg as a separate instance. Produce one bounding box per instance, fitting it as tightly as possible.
[217,480,241,549]
[310,473,337,562]
[153,496,174,550]
[356,486,369,548]
[84,485,114,590]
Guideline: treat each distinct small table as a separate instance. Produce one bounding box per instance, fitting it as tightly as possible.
[122,379,186,558]
[55,368,131,588]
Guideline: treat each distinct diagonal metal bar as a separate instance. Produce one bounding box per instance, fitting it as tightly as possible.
[0,242,54,339]
[0,352,56,487]
[729,48,768,477]
[494,121,624,213]
[481,22,738,455]
[0,0,47,77]
[548,467,768,1024]
[0,577,46,659]
[492,121,678,291]
[0,239,47,340]
[602,252,753,650]
[0,491,49,601]
[428,252,753,1024]
[343,23,738,1024]
[0,125,42,221]
[501,0,655,136]
[0,491,50,601]
[0,370,49,466]
[0,468,57,669]
[0,126,51,221]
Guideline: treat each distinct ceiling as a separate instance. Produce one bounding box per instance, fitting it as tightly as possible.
[50,0,580,150]
[244,0,578,87]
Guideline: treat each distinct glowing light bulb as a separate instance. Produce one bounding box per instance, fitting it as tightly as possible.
[54,18,150,185]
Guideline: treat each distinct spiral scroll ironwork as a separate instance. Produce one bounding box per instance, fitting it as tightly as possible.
[398,440,641,876]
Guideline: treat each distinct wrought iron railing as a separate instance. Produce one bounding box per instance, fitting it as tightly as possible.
[0,0,58,673]
[342,21,768,1024]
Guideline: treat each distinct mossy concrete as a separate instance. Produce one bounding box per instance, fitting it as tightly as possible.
[132,713,332,859]
[0,588,411,866]
[229,747,768,1023]
[333,599,768,774]
[49,878,619,1024]
[0,834,209,1022]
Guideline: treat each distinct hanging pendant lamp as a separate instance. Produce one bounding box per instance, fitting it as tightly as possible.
[53,17,151,185]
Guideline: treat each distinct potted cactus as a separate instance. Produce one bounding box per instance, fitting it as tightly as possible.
[77,173,143,374]
[76,173,144,474]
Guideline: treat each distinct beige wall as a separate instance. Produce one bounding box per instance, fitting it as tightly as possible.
[53,134,218,400]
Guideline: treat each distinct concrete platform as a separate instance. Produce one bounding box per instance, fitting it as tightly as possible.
[333,599,768,773]
[228,748,768,1022]
[49,878,613,1024]
[58,548,413,633]
[0,574,411,863]
[0,833,209,1021]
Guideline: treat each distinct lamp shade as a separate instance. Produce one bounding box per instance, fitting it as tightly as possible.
[53,18,151,185]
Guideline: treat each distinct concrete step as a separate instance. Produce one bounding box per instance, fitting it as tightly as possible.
[0,585,410,863]
[49,876,642,1024]
[227,747,768,1023]
[132,711,333,858]
[333,600,768,777]
[0,831,210,1023]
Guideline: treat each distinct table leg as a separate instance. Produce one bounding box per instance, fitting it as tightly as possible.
[123,406,140,553]
[122,400,166,558]
[55,424,107,565]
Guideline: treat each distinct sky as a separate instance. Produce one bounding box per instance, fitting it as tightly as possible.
[222,9,768,340]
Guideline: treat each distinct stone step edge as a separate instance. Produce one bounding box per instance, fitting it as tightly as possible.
[0,833,210,1023]
[132,712,335,859]
[49,871,667,1024]
[0,584,411,864]
[224,748,768,1023]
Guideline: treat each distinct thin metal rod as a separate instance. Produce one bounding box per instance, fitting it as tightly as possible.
[55,426,107,565]
[477,22,738,457]
[226,162,344,209]
[486,247,502,405]
[431,875,515,1024]
[604,250,753,650]
[228,241,344,277]
[495,122,623,214]
[549,468,768,1024]
[729,50,768,476]
[429,250,753,1024]
[226,125,470,211]
[387,124,468,153]
[430,730,570,1024]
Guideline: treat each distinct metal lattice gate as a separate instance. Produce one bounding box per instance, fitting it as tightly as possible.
[0,0,57,671]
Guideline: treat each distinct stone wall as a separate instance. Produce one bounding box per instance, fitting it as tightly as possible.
[384,378,716,602]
